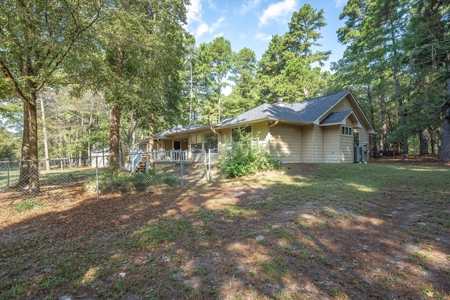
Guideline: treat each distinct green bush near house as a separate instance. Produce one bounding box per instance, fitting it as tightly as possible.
[217,132,282,178]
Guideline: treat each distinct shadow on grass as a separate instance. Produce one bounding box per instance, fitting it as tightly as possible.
[0,163,449,299]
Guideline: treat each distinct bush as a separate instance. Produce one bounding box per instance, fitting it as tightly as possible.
[217,133,282,178]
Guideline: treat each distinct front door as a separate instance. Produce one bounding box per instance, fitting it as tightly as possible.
[174,141,181,150]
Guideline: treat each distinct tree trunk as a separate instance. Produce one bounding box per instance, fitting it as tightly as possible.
[217,72,221,123]
[39,95,50,171]
[19,93,39,192]
[419,129,429,155]
[380,86,388,152]
[109,104,121,171]
[390,24,408,159]
[148,113,155,166]
[367,85,377,158]
[439,80,450,162]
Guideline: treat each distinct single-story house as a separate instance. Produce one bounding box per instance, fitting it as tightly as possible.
[136,90,376,163]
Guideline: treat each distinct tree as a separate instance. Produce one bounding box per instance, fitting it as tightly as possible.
[0,0,104,191]
[208,37,233,123]
[257,4,330,103]
[223,48,259,118]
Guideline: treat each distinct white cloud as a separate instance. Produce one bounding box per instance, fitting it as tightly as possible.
[187,0,226,39]
[333,0,347,7]
[213,32,224,38]
[239,0,261,15]
[195,17,225,39]
[259,0,298,26]
[187,0,202,24]
[255,32,272,41]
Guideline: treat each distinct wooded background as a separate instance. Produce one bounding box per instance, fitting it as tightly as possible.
[1,0,449,166]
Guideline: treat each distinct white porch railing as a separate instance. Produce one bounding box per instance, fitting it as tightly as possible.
[152,150,188,163]
[130,150,142,172]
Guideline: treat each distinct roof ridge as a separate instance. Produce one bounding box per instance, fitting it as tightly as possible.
[292,90,349,105]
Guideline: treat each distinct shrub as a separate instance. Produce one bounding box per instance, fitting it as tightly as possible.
[217,132,282,178]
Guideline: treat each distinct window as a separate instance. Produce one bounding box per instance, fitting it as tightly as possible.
[354,131,360,146]
[204,132,218,153]
[190,134,203,152]
[341,126,353,136]
[232,125,252,142]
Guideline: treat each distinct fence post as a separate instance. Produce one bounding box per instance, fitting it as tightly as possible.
[7,161,10,188]
[170,150,173,162]
[180,158,184,185]
[208,149,211,181]
[146,156,149,173]
[96,156,99,201]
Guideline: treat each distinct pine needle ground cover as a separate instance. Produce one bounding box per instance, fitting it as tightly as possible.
[1,161,449,299]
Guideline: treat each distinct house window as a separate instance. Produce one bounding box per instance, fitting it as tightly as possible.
[354,131,360,146]
[204,132,218,153]
[190,134,203,152]
[232,125,252,142]
[341,126,353,136]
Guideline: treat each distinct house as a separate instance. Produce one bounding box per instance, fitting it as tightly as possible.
[136,90,376,163]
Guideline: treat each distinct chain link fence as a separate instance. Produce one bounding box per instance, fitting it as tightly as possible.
[0,151,210,204]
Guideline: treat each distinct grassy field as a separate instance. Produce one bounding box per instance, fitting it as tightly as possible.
[0,161,449,299]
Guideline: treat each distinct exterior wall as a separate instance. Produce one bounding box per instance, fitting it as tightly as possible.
[219,128,231,146]
[340,130,354,163]
[269,123,301,163]
[355,127,370,161]
[313,125,324,163]
[329,95,353,113]
[253,121,269,143]
[324,126,340,163]
[301,125,313,163]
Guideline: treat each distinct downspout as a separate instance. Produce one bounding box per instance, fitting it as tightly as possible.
[267,120,279,155]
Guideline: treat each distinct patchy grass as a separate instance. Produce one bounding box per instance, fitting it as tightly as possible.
[0,162,449,299]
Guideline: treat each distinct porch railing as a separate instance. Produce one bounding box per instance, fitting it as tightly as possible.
[152,150,188,163]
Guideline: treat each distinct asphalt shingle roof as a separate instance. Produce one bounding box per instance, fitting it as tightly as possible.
[217,90,350,127]
[320,110,352,125]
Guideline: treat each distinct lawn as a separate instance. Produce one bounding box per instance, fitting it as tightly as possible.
[0,161,449,299]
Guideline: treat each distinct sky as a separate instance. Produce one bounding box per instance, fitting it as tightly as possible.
[185,0,349,72]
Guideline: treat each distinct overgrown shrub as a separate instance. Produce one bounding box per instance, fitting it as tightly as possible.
[217,132,282,178]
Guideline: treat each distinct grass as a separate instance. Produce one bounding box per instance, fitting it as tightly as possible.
[1,162,449,299]
[13,197,42,212]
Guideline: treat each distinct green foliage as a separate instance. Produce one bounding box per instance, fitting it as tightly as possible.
[0,127,19,159]
[14,198,42,212]
[132,217,192,248]
[217,131,282,178]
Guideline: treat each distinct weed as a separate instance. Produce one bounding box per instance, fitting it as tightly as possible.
[14,197,42,212]
[132,218,192,248]
[262,262,278,277]
[329,288,347,298]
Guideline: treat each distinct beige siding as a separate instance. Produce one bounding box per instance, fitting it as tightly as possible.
[330,96,353,113]
[355,127,370,162]
[340,133,353,163]
[301,125,313,162]
[324,126,340,163]
[269,123,301,163]
[313,125,324,163]
[253,121,269,143]
[219,128,231,147]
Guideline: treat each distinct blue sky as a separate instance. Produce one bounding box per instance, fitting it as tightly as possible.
[186,0,348,72]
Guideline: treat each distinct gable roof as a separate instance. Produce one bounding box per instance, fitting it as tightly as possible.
[320,110,352,125]
[216,90,350,128]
